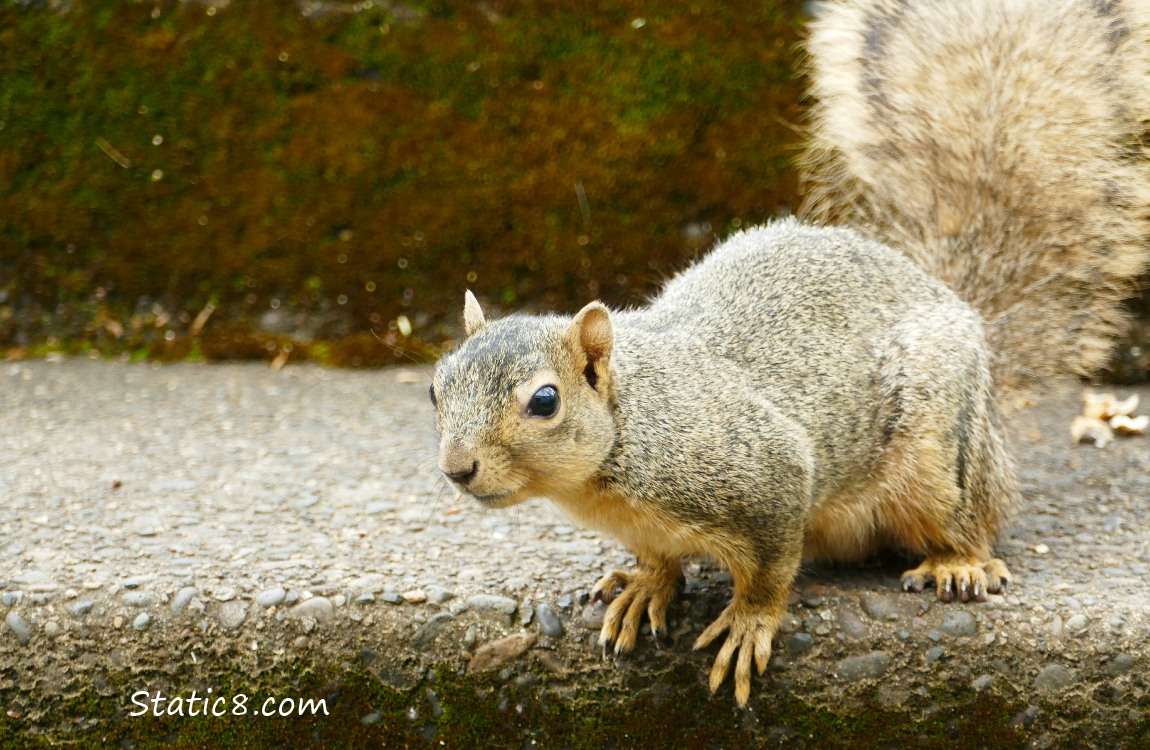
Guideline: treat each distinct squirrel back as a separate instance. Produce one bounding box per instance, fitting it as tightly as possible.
[800,0,1150,387]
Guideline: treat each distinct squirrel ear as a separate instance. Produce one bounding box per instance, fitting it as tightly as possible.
[463,290,486,337]
[565,301,614,369]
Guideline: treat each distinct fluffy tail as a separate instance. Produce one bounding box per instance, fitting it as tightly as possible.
[800,0,1150,387]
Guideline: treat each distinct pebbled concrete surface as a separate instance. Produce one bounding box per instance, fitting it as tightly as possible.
[1,358,1148,746]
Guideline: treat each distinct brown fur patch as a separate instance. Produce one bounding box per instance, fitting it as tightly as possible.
[550,484,756,574]
[804,436,971,562]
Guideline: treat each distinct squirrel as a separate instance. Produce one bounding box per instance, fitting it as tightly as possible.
[429,0,1150,707]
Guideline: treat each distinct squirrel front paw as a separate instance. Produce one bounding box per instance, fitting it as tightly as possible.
[591,564,681,654]
[693,601,779,707]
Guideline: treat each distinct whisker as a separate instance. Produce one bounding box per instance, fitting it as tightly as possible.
[394,456,441,496]
[370,327,437,368]
[423,490,444,525]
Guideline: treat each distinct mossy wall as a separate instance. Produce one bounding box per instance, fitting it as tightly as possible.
[0,0,807,364]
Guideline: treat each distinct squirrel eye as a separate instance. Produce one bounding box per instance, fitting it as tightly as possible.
[526,385,559,418]
[429,384,437,408]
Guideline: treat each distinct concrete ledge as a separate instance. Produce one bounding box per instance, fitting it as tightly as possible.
[1,360,1147,746]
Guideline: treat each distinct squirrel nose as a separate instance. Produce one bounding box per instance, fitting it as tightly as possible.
[439,438,480,485]
[443,460,479,485]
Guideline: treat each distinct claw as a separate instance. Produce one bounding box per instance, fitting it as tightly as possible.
[591,571,628,605]
[901,573,927,593]
[591,584,618,605]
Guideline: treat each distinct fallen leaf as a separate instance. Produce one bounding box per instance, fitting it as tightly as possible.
[394,369,424,384]
[468,632,536,673]
[1070,416,1112,448]
[1110,414,1149,436]
[1082,392,1139,420]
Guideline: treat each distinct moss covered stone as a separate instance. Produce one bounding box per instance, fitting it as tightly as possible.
[0,0,807,363]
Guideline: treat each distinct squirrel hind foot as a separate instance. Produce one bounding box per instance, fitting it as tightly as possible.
[594,565,680,655]
[900,555,1011,603]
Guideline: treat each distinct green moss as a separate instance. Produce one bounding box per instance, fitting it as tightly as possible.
[0,0,808,362]
[3,620,1148,747]
[17,654,1145,749]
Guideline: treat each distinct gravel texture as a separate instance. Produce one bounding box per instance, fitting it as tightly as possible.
[0,359,1148,744]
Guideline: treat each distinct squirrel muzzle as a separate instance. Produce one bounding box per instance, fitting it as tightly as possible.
[436,434,525,508]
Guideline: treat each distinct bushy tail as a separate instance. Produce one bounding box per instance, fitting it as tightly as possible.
[800,0,1150,387]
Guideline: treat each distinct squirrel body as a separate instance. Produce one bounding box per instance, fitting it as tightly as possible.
[588,220,1012,564]
[431,0,1150,706]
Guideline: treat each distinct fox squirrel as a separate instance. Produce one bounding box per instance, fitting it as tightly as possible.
[430,0,1150,706]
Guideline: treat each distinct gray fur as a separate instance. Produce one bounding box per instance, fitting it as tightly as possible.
[430,0,1150,705]
[801,0,1150,386]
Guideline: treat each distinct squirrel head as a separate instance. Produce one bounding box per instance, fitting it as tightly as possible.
[430,291,618,509]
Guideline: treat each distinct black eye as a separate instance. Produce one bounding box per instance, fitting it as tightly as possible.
[526,385,559,418]
[429,384,437,408]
